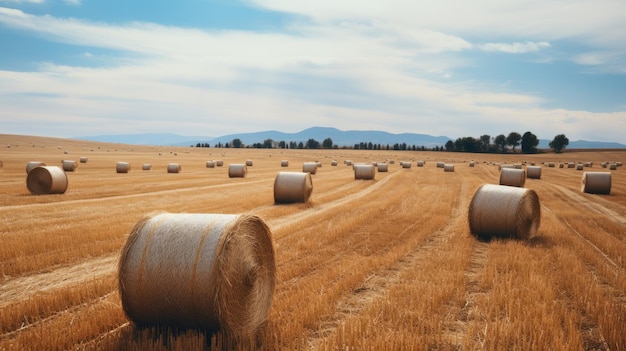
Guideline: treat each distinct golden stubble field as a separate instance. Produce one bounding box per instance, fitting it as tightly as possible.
[1,134,625,350]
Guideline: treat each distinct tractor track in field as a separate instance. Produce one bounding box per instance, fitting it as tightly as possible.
[551,184,626,225]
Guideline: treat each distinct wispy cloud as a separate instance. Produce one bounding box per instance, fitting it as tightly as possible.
[478,41,551,54]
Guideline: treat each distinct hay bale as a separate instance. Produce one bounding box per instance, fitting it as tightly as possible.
[280,160,289,167]
[576,163,584,171]
[601,162,608,168]
[581,172,611,195]
[389,160,395,165]
[167,163,181,173]
[79,157,88,163]
[273,171,313,203]
[377,163,388,172]
[444,164,455,172]
[345,160,352,166]
[468,184,540,240]
[302,162,318,175]
[315,161,322,168]
[116,162,130,173]
[417,160,424,167]
[118,212,275,340]
[526,166,542,179]
[26,161,46,173]
[568,163,575,169]
[548,162,555,168]
[142,164,152,171]
[228,164,247,178]
[559,163,564,168]
[26,166,68,195]
[401,161,412,169]
[436,162,444,168]
[354,164,375,180]
[331,160,338,166]
[245,159,253,166]
[62,160,78,172]
[513,164,523,169]
[206,161,216,168]
[609,163,617,170]
[584,162,592,168]
[216,160,224,167]
[469,161,475,167]
[499,168,526,187]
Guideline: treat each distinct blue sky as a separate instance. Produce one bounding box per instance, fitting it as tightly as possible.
[1,0,625,143]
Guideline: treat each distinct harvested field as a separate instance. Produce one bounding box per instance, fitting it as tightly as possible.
[1,134,625,350]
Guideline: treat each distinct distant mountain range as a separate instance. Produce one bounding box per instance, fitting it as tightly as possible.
[75,127,626,149]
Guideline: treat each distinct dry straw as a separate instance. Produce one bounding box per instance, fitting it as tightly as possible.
[26,165,68,195]
[79,157,88,163]
[118,212,276,340]
[302,162,318,174]
[62,160,78,172]
[26,161,46,173]
[142,164,152,171]
[280,160,289,167]
[273,171,313,203]
[116,162,130,173]
[228,164,247,178]
[526,166,542,179]
[581,172,611,195]
[468,184,540,240]
[444,164,455,172]
[167,163,181,173]
[377,163,388,172]
[354,164,376,180]
[499,168,526,187]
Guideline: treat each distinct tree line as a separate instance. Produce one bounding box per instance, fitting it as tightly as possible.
[194,133,570,153]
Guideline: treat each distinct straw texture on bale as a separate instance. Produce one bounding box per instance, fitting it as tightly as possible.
[79,157,88,163]
[273,172,313,203]
[444,164,455,172]
[377,163,388,172]
[302,162,318,174]
[26,166,68,195]
[245,159,253,166]
[142,164,152,171]
[62,160,78,172]
[526,166,542,179]
[280,160,288,167]
[118,212,276,340]
[206,161,216,168]
[581,172,611,195]
[354,164,376,180]
[468,184,540,240]
[228,164,247,178]
[401,161,412,169]
[116,162,130,173]
[26,161,46,173]
[499,168,526,187]
[167,163,181,173]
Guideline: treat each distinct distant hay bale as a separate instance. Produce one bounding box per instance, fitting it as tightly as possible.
[142,164,152,171]
[354,164,376,180]
[548,162,555,168]
[389,160,395,165]
[62,160,78,172]
[469,161,475,167]
[118,212,276,340]
[331,160,338,166]
[273,172,313,203]
[609,163,617,170]
[206,161,216,168]
[371,162,377,167]
[302,162,318,174]
[581,172,611,195]
[167,163,181,173]
[26,166,68,195]
[601,162,608,168]
[499,168,526,187]
[417,160,424,167]
[617,162,623,167]
[245,159,253,167]
[228,164,247,178]
[576,163,584,171]
[559,163,564,168]
[216,160,224,167]
[26,161,46,173]
[498,164,514,171]
[468,184,540,240]
[377,163,388,172]
[568,163,575,169]
[280,160,289,167]
[79,157,88,163]
[584,162,592,168]
[436,162,444,168]
[401,161,412,169]
[116,162,130,173]
[315,161,322,168]
[526,166,542,179]
[345,160,352,166]
[444,164,455,172]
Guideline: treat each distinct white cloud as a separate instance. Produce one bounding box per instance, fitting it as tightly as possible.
[478,41,551,54]
[0,0,44,3]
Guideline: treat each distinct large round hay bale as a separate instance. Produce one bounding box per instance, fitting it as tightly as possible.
[26,161,46,173]
[548,162,555,168]
[302,162,318,175]
[273,172,313,203]
[206,161,216,168]
[469,161,475,167]
[581,172,611,195]
[280,160,288,167]
[436,162,444,168]
[26,166,68,195]
[62,160,78,172]
[401,161,412,169]
[167,163,181,173]
[116,162,130,173]
[576,163,584,171]
[526,166,542,179]
[609,163,617,170]
[228,164,247,178]
[417,160,424,167]
[331,160,338,166]
[245,159,253,167]
[567,163,575,169]
[345,160,352,166]
[354,164,375,180]
[468,184,540,240]
[377,163,388,172]
[142,164,152,171]
[444,164,455,172]
[499,168,526,187]
[118,212,275,339]
[79,157,88,163]
[216,160,224,167]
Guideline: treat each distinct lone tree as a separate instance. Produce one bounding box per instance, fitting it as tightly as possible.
[521,131,539,154]
[506,132,522,152]
[494,134,507,153]
[549,134,569,153]
[322,138,333,149]
[232,138,243,148]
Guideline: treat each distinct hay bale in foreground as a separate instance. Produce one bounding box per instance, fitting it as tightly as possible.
[62,160,78,172]
[167,163,181,173]
[26,161,46,173]
[444,164,455,172]
[526,166,542,179]
[468,184,540,240]
[273,172,313,203]
[26,166,68,195]
[116,162,130,173]
[499,168,526,187]
[302,162,318,175]
[118,212,276,340]
[581,172,611,195]
[228,164,247,178]
[354,164,375,180]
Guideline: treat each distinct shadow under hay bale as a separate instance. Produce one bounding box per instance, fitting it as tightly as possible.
[118,212,276,341]
[273,171,313,203]
[117,162,130,173]
[26,166,68,195]
[581,172,611,195]
[26,161,46,173]
[354,164,375,180]
[228,164,247,178]
[499,168,526,187]
[468,184,540,240]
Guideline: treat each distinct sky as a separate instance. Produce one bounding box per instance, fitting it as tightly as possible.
[1,0,625,143]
